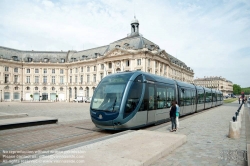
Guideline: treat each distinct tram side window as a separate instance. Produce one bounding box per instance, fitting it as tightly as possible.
[205,92,211,103]
[167,87,175,108]
[156,85,167,109]
[191,90,195,105]
[185,90,191,106]
[213,93,216,102]
[179,88,185,107]
[139,83,149,112]
[124,76,143,117]
[198,90,204,104]
[148,86,155,110]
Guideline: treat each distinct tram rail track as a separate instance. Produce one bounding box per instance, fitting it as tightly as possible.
[0,119,115,164]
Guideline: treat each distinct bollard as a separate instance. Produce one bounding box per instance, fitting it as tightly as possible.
[229,121,240,139]
[232,116,236,122]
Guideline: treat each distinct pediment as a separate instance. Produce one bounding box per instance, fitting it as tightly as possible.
[104,48,130,57]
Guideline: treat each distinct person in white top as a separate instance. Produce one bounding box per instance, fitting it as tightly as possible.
[175,101,180,130]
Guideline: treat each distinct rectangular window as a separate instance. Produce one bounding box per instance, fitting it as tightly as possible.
[70,69,72,73]
[101,64,104,70]
[60,76,64,84]
[93,74,96,82]
[70,76,72,83]
[26,76,30,83]
[75,68,78,73]
[87,67,90,72]
[81,67,83,72]
[35,76,39,83]
[94,66,96,71]
[60,69,63,74]
[35,69,39,73]
[5,67,9,71]
[148,59,150,66]
[52,69,55,74]
[100,73,103,80]
[14,75,18,83]
[27,69,30,73]
[126,60,130,67]
[80,75,83,84]
[52,76,55,84]
[87,75,90,83]
[44,69,47,74]
[43,76,47,83]
[109,63,112,68]
[137,59,141,66]
[14,68,18,72]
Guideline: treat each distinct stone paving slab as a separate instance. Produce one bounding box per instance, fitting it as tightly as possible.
[0,113,28,119]
[0,117,58,130]
[150,101,248,166]
[15,130,186,166]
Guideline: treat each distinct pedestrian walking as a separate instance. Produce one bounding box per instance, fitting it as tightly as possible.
[239,97,241,104]
[169,101,177,132]
[175,101,180,130]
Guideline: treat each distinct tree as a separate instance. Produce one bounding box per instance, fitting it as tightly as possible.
[241,87,250,95]
[233,84,241,95]
[30,94,33,101]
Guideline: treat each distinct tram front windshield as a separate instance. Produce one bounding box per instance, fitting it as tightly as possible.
[91,73,133,112]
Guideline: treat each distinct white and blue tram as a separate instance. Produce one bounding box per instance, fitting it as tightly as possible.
[90,71,223,130]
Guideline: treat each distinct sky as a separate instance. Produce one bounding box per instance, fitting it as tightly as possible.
[0,0,249,88]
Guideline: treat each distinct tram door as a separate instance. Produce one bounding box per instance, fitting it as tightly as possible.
[147,84,155,123]
[179,88,185,115]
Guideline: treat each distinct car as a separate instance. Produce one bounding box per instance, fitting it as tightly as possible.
[85,97,92,103]
[73,96,86,103]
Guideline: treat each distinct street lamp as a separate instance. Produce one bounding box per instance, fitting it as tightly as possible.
[39,91,40,101]
[21,91,23,101]
[1,90,2,102]
[56,91,57,102]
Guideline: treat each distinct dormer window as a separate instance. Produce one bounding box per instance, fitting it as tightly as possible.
[115,45,120,48]
[44,58,49,62]
[27,57,33,62]
[71,58,76,62]
[124,43,129,47]
[12,56,18,61]
[82,55,87,59]
[151,45,155,50]
[61,59,65,63]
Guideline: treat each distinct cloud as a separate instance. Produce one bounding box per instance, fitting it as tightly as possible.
[0,0,249,87]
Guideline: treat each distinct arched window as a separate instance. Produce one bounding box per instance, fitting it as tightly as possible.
[116,68,121,72]
[86,87,89,97]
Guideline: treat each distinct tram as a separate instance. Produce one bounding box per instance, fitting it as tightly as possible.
[90,71,223,130]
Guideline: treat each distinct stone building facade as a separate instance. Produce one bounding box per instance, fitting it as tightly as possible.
[193,76,233,96]
[0,18,194,102]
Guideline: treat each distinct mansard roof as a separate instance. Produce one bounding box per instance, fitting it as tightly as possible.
[0,35,188,69]
[0,46,67,63]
